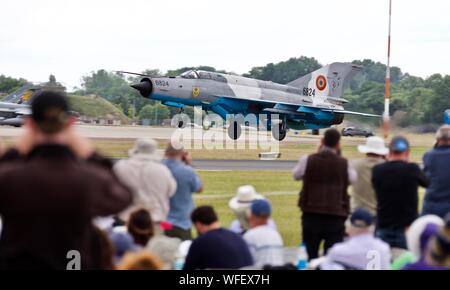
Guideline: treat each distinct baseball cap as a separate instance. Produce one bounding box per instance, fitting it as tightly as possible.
[389,136,410,153]
[31,90,70,134]
[250,199,272,217]
[350,208,373,228]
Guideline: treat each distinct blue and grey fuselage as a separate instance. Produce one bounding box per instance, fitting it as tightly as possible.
[131,62,379,140]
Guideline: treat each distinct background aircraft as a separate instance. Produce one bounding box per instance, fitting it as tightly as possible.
[130,62,379,141]
[0,84,70,127]
[0,84,38,126]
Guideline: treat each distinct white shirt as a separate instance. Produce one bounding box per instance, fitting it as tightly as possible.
[113,154,177,222]
[243,224,284,267]
[325,233,391,270]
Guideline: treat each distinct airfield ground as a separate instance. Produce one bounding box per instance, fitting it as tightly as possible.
[0,125,432,246]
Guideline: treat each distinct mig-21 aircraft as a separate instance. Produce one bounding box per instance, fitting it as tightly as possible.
[128,62,379,141]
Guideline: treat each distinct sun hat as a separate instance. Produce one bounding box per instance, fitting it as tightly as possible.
[128,138,160,160]
[229,185,264,211]
[357,136,389,156]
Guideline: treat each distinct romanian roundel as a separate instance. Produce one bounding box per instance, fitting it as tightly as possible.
[316,75,327,91]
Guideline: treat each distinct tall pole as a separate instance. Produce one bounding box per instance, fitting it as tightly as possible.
[383,0,392,139]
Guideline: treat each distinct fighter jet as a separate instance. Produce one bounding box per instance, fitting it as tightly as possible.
[0,84,36,126]
[129,62,379,141]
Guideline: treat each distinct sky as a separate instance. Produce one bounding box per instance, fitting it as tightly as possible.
[1,0,450,90]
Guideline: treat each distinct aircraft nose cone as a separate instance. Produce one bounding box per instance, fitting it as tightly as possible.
[131,78,153,97]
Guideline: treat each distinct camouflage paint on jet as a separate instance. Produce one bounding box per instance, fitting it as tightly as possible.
[130,62,379,141]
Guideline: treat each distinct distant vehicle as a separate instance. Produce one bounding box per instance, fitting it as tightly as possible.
[444,109,450,125]
[341,127,374,137]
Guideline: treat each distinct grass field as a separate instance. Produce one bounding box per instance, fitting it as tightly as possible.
[1,130,436,162]
[93,132,436,162]
[194,170,426,247]
[194,170,301,246]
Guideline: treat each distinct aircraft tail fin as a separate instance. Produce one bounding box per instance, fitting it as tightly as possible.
[287,62,362,99]
[2,84,39,105]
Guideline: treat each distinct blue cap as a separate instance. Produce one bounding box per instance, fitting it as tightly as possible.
[251,199,272,217]
[389,136,410,153]
[350,208,373,228]
[109,232,136,257]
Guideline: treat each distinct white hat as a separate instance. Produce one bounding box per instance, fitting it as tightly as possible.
[229,185,264,211]
[357,136,389,156]
[129,138,160,160]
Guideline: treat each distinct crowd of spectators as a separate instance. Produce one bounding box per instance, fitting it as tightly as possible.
[0,90,449,270]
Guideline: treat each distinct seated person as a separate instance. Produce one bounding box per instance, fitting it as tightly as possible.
[183,206,253,270]
[321,208,391,270]
[243,200,284,267]
[229,185,277,234]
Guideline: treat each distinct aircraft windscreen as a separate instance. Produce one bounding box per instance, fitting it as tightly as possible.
[179,70,199,79]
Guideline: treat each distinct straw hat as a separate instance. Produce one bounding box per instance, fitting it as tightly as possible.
[357,136,389,156]
[229,185,264,211]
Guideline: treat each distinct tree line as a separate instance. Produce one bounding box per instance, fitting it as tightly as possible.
[1,56,449,126]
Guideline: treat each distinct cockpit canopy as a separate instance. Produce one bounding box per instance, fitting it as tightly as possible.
[179,70,199,79]
[179,70,227,82]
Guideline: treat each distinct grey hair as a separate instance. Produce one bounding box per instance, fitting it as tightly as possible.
[436,125,450,142]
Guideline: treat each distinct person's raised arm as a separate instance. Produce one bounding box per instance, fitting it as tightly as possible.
[292,155,308,181]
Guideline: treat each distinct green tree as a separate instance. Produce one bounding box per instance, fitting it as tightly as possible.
[244,56,321,84]
[138,103,170,125]
[0,75,28,94]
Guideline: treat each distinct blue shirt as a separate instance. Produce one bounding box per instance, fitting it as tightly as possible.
[422,145,450,218]
[162,159,202,230]
[183,228,253,270]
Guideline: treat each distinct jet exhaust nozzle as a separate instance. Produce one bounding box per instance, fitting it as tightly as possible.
[131,78,153,97]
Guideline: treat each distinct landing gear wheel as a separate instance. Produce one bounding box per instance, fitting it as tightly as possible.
[177,120,185,128]
[227,119,242,140]
[272,120,287,141]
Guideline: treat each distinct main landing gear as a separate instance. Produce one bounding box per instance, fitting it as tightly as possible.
[226,115,287,141]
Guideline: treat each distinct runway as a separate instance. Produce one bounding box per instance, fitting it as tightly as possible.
[110,158,298,171]
[0,124,322,143]
[193,159,297,171]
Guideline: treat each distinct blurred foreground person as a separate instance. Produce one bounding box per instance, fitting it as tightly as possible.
[117,251,163,270]
[372,136,428,250]
[425,214,450,269]
[293,128,356,259]
[422,125,450,218]
[109,231,138,265]
[114,138,176,228]
[229,185,277,234]
[351,137,388,216]
[395,215,444,270]
[0,91,132,269]
[183,206,253,269]
[243,200,284,267]
[127,209,154,247]
[322,209,391,270]
[163,141,203,241]
[111,208,182,269]
[0,137,4,157]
